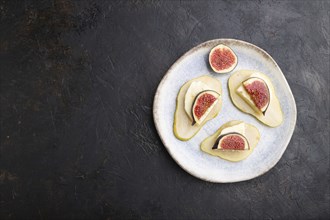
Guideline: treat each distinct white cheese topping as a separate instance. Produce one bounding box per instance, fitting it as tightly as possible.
[219,122,246,137]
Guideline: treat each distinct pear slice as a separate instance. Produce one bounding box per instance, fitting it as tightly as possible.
[228,70,283,127]
[201,120,260,162]
[174,76,222,141]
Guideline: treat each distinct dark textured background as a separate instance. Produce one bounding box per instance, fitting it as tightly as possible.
[0,0,329,219]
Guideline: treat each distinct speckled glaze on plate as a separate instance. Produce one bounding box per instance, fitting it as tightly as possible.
[153,39,297,183]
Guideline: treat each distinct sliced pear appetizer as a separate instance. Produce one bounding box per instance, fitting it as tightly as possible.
[201,120,260,162]
[228,70,283,127]
[174,75,222,141]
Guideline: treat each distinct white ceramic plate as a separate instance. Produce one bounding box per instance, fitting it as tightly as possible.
[153,39,297,183]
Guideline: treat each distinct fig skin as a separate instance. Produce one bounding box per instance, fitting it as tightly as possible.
[209,44,238,74]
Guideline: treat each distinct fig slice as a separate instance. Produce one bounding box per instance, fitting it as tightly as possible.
[209,44,238,74]
[192,90,220,125]
[212,132,250,151]
[242,77,270,115]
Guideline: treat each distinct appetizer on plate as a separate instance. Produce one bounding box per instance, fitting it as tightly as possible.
[174,75,222,141]
[201,120,260,162]
[228,70,283,127]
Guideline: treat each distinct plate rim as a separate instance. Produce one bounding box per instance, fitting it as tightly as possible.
[153,38,297,183]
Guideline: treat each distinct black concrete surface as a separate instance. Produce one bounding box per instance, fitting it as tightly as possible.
[0,0,329,219]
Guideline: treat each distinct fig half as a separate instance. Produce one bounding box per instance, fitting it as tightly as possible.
[209,44,238,74]
[241,77,270,115]
[212,132,250,151]
[192,90,220,125]
[184,81,211,121]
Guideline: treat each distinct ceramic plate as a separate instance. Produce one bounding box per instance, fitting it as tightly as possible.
[153,39,296,183]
